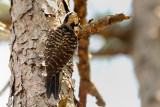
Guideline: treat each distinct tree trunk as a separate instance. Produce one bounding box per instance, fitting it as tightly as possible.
[8,0,77,106]
[133,0,160,107]
[74,0,88,106]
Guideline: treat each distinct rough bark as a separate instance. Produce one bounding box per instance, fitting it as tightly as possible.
[8,0,76,107]
[7,0,132,106]
[133,0,160,107]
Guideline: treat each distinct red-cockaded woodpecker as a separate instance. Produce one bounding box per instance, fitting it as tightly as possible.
[44,12,81,99]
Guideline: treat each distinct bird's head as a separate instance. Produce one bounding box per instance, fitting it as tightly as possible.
[63,12,82,32]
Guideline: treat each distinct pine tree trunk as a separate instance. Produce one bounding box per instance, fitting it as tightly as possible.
[8,0,76,106]
[133,0,160,107]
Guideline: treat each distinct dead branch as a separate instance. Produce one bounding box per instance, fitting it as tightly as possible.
[76,13,132,106]
[0,81,9,96]
[92,49,131,56]
[86,80,105,106]
[74,0,107,106]
[74,1,132,107]
[74,0,90,107]
[78,13,132,39]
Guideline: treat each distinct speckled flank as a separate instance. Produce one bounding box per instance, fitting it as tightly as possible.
[44,25,78,79]
[44,21,79,99]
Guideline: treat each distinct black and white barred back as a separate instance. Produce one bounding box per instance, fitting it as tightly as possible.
[45,25,78,79]
[44,12,81,99]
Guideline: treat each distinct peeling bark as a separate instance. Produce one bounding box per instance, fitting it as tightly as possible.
[8,0,76,107]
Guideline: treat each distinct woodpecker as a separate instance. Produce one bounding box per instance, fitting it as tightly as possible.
[44,12,81,99]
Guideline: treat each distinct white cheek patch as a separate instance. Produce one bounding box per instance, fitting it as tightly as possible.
[74,26,80,32]
[74,17,79,24]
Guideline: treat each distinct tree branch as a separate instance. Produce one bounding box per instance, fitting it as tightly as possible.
[0,81,9,96]
[74,0,88,106]
[86,80,105,106]
[75,13,132,106]
[78,13,132,39]
[92,49,131,56]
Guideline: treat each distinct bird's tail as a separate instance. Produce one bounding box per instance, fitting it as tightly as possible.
[45,72,59,99]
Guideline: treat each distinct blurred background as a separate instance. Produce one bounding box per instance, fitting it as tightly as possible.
[1,0,159,107]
